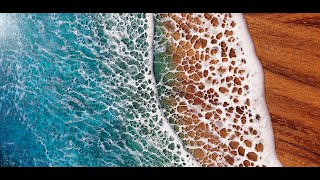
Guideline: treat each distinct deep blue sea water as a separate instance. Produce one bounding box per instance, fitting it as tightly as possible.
[0,13,195,167]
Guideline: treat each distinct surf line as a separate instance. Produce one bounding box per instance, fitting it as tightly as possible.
[231,13,282,166]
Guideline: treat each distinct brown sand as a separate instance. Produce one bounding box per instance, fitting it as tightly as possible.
[245,13,320,167]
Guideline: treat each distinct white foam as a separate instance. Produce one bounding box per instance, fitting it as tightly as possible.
[153,13,283,167]
[231,13,282,166]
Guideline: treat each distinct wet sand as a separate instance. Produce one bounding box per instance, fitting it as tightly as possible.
[245,13,320,167]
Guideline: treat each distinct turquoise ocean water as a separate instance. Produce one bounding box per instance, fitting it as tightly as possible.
[0,13,195,167]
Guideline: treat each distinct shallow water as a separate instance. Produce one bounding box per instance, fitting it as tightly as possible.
[0,13,198,167]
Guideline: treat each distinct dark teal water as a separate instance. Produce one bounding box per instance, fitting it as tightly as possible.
[0,13,195,167]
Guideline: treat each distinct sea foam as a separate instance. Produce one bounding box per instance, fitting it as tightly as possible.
[154,13,282,167]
